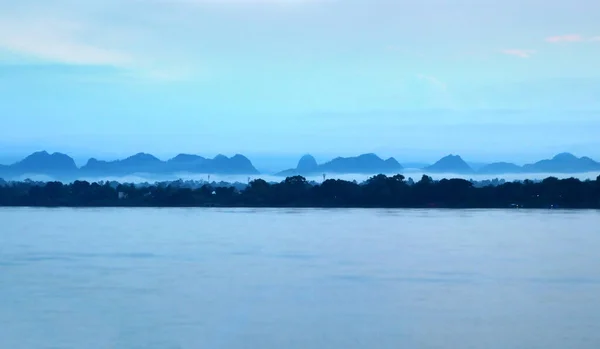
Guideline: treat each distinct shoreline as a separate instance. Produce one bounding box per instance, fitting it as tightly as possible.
[1,205,597,209]
[2,174,599,209]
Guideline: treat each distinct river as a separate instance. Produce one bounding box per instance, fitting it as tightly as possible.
[1,208,599,348]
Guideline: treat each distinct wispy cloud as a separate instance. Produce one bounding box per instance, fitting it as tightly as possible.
[0,0,329,81]
[501,49,536,58]
[0,18,131,67]
[545,34,600,43]
[0,4,200,82]
[417,74,447,91]
[545,34,584,43]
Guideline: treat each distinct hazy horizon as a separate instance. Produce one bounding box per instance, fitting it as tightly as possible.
[2,148,600,174]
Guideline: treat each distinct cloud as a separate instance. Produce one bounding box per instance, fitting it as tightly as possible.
[545,34,584,43]
[0,18,131,67]
[0,10,132,66]
[501,49,536,58]
[545,34,600,43]
[0,0,328,80]
[0,3,202,81]
[417,74,447,91]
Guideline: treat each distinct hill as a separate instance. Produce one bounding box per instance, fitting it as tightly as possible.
[208,154,259,174]
[81,153,164,176]
[425,155,473,174]
[81,153,259,176]
[522,153,600,173]
[276,154,319,176]
[297,154,319,172]
[1,151,78,178]
[166,154,207,173]
[276,153,403,176]
[0,151,259,179]
[320,154,403,174]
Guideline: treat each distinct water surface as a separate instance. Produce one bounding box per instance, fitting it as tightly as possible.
[1,208,599,349]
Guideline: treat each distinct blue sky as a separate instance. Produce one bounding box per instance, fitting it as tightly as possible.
[1,0,599,166]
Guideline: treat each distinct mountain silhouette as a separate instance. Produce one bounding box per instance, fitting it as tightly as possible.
[522,153,600,173]
[276,153,403,176]
[6,151,78,177]
[165,154,207,173]
[276,154,319,176]
[3,150,600,180]
[0,151,261,178]
[81,153,164,175]
[81,153,259,175]
[297,154,319,172]
[321,154,403,173]
[478,162,523,174]
[210,154,259,174]
[425,155,473,174]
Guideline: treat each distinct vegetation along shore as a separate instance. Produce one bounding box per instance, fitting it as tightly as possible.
[1,174,600,208]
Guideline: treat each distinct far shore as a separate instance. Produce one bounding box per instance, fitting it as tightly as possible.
[2,174,599,209]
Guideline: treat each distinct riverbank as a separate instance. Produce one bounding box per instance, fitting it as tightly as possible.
[1,174,599,209]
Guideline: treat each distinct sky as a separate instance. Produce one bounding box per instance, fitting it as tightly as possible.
[1,0,599,167]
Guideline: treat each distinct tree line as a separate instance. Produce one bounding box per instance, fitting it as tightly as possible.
[1,174,600,208]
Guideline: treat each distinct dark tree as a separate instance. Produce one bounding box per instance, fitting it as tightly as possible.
[1,174,600,208]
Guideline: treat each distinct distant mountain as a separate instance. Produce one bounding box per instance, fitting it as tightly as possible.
[276,154,319,176]
[209,154,259,174]
[0,151,260,179]
[276,153,403,176]
[522,153,600,173]
[478,162,523,174]
[81,153,164,176]
[425,155,473,174]
[4,151,78,177]
[321,154,403,174]
[297,154,319,172]
[81,153,259,176]
[166,154,207,173]
[3,150,600,180]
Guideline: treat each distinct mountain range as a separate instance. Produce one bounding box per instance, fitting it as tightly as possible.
[277,152,600,176]
[522,153,600,173]
[424,155,474,174]
[80,153,258,176]
[422,153,600,174]
[0,151,599,180]
[276,154,403,176]
[0,151,259,179]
